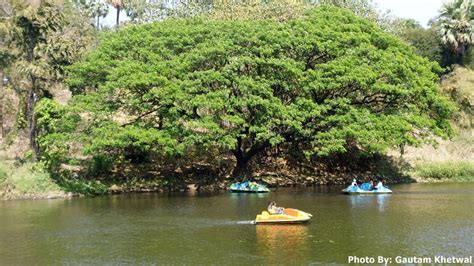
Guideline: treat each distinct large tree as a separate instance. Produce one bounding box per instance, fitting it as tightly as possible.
[62,6,454,179]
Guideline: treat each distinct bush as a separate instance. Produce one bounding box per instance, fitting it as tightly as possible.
[414,161,474,182]
[87,155,115,177]
[57,178,108,196]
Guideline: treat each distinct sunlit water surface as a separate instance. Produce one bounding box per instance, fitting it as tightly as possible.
[0,183,473,264]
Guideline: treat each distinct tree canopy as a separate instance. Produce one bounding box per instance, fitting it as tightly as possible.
[44,6,454,178]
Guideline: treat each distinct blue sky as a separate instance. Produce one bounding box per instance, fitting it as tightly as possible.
[103,0,446,28]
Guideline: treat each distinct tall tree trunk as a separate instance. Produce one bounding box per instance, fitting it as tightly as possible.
[96,15,100,29]
[231,151,250,181]
[25,38,39,158]
[0,70,3,141]
[456,44,467,65]
[230,137,270,180]
[115,7,120,27]
[231,137,249,180]
[457,47,463,65]
[27,78,39,158]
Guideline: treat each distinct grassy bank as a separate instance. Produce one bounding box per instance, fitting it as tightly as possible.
[412,161,474,182]
[0,162,72,200]
[0,159,200,199]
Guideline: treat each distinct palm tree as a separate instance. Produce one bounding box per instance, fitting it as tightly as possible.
[94,1,109,29]
[108,0,124,27]
[438,0,474,62]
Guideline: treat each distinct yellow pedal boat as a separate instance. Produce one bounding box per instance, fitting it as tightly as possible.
[255,208,312,224]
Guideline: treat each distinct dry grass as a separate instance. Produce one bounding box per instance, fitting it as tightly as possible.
[389,129,474,164]
[388,66,473,182]
[441,66,474,128]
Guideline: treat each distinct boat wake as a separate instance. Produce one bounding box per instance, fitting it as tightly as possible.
[236,220,256,225]
[219,220,255,225]
[212,220,255,225]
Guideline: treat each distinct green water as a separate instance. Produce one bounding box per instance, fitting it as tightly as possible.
[1,183,473,264]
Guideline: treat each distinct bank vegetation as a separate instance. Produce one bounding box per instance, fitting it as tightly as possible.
[0,0,472,199]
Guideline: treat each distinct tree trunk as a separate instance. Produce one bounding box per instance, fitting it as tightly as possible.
[230,138,270,180]
[96,15,100,29]
[0,70,3,141]
[27,83,39,158]
[456,44,467,65]
[231,136,249,180]
[116,7,120,27]
[231,152,250,181]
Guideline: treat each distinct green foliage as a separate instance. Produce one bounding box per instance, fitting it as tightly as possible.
[414,161,474,182]
[63,6,454,177]
[119,0,381,24]
[57,178,108,196]
[0,0,96,156]
[0,162,63,196]
[35,98,80,170]
[390,19,443,64]
[208,0,324,22]
[5,1,68,78]
[315,0,380,21]
[87,155,115,177]
[12,163,61,193]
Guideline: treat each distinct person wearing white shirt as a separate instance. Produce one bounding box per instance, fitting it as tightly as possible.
[351,179,358,187]
[375,180,384,189]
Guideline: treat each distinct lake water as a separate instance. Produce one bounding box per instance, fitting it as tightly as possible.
[0,183,473,264]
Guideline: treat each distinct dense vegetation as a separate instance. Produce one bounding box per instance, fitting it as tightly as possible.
[34,6,455,181]
[0,0,472,198]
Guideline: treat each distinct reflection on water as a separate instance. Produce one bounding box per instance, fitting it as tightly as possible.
[376,194,390,212]
[347,194,391,212]
[348,194,373,207]
[256,225,309,264]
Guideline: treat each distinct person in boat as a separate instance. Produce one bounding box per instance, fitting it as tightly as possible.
[375,179,384,190]
[351,178,358,187]
[250,181,258,190]
[267,201,284,214]
[370,179,377,191]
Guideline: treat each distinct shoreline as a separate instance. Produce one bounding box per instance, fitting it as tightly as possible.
[2,176,472,201]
